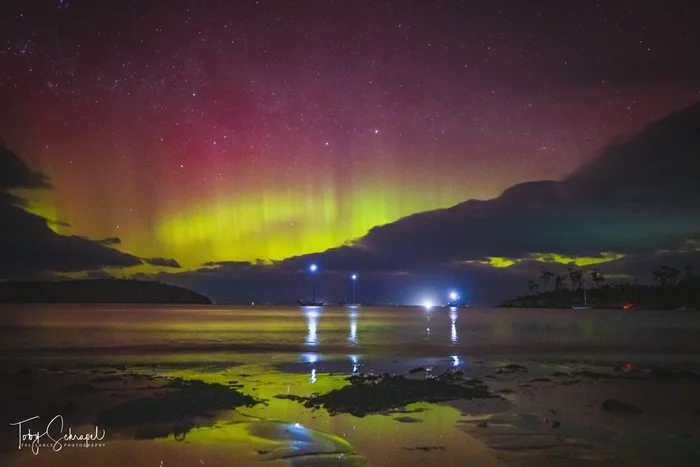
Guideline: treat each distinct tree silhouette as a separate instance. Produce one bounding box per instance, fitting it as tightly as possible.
[685,264,694,280]
[527,280,539,296]
[590,268,605,288]
[652,265,680,287]
[554,274,566,291]
[568,268,584,291]
[540,268,554,292]
[667,267,680,286]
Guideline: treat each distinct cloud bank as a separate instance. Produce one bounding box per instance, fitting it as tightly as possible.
[0,142,141,278]
[167,101,700,303]
[3,101,699,304]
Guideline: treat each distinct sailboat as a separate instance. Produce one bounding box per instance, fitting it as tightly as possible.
[622,282,638,309]
[572,288,590,310]
[298,299,325,306]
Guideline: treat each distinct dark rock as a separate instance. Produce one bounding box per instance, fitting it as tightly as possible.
[558,379,581,386]
[89,375,124,383]
[96,378,259,431]
[273,394,306,402]
[405,446,445,451]
[408,367,426,374]
[64,382,99,393]
[572,370,613,379]
[394,416,422,423]
[43,402,79,414]
[496,363,528,374]
[648,368,700,380]
[478,421,488,428]
[303,372,498,417]
[601,399,642,413]
[385,407,429,414]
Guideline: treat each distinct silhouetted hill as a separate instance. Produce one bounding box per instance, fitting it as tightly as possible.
[0,279,212,304]
[565,101,700,206]
[499,276,700,310]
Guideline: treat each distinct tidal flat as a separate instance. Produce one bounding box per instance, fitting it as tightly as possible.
[1,304,700,465]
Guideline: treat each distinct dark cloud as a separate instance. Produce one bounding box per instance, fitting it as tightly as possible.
[83,270,116,280]
[48,219,71,228]
[334,101,700,266]
[157,101,700,305]
[143,257,182,268]
[0,143,143,279]
[6,100,698,304]
[96,237,121,246]
[0,141,52,190]
[596,249,700,279]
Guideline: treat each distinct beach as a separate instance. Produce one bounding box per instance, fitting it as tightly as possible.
[1,304,699,466]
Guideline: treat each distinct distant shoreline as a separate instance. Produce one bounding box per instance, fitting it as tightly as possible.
[498,278,699,311]
[0,279,212,305]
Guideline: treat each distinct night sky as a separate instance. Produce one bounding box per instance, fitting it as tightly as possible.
[1,0,699,303]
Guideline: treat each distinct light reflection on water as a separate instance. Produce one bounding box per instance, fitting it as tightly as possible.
[304,308,319,346]
[349,354,360,374]
[349,309,358,344]
[450,309,459,344]
[3,305,700,358]
[301,352,320,383]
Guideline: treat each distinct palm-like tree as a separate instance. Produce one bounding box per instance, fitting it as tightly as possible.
[568,268,584,291]
[685,264,694,280]
[590,268,605,288]
[554,274,566,291]
[527,280,539,296]
[652,265,680,287]
[540,268,554,292]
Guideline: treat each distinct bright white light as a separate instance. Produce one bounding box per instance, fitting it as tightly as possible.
[305,310,319,346]
[449,291,458,301]
[350,355,359,373]
[352,274,357,280]
[302,352,319,364]
[349,310,358,343]
[423,300,433,309]
[452,356,461,366]
[349,322,357,343]
[294,423,301,428]
[309,264,318,272]
[310,368,317,384]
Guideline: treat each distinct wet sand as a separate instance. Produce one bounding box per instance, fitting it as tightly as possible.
[2,305,700,465]
[2,355,700,466]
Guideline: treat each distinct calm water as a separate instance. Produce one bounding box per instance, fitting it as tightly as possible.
[2,304,700,466]
[2,304,700,359]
